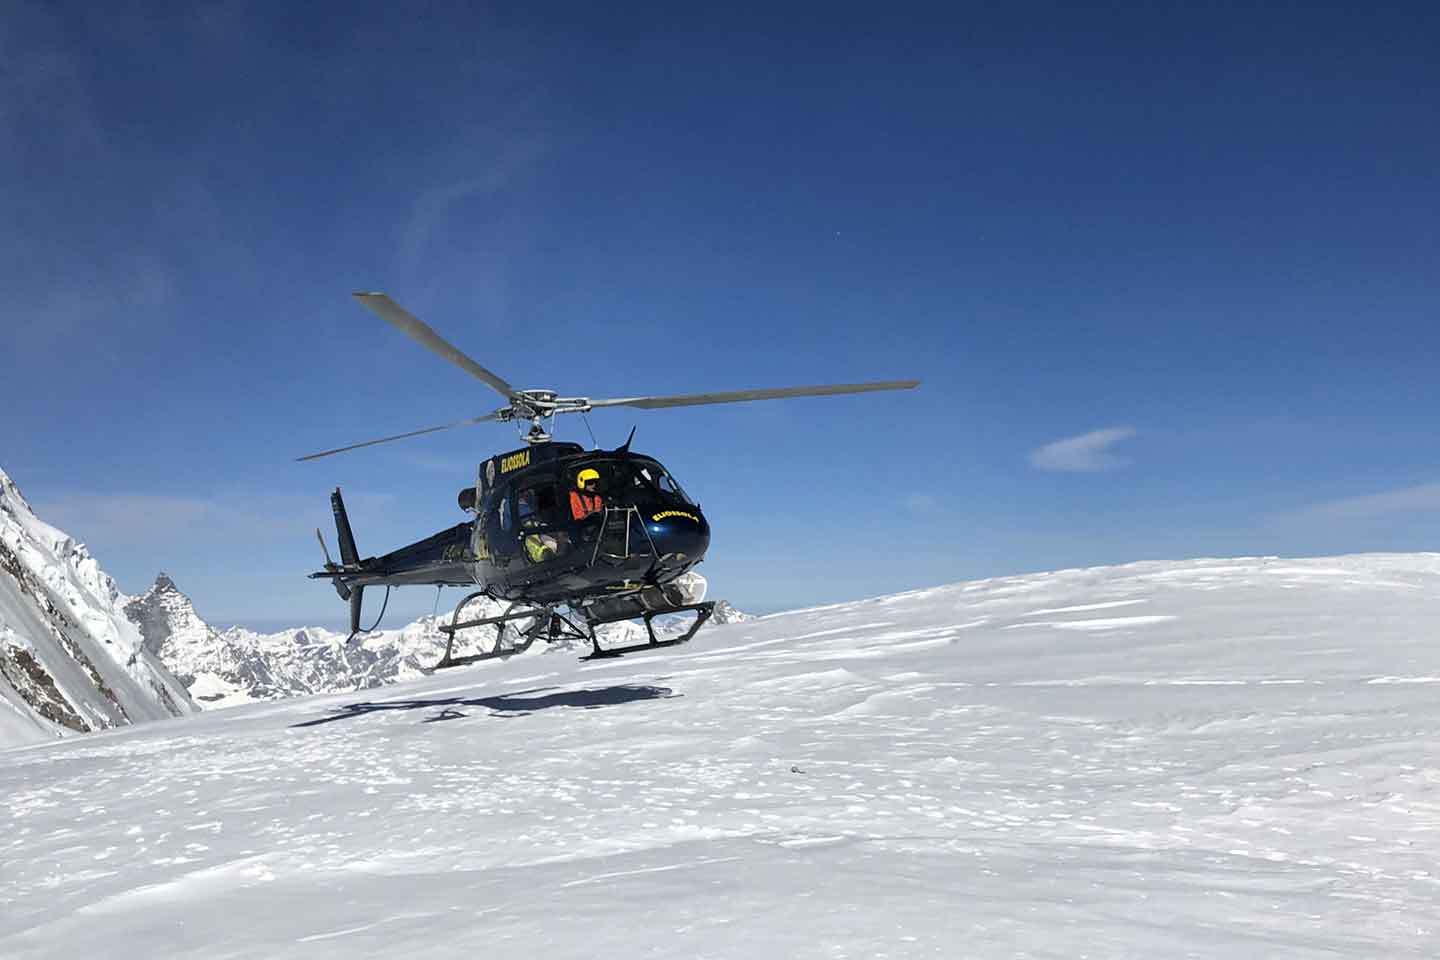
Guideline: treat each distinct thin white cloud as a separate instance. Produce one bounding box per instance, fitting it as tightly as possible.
[1300,483,1440,520]
[30,493,216,546]
[904,492,938,514]
[403,453,480,475]
[1030,427,1137,473]
[29,490,397,551]
[395,141,543,284]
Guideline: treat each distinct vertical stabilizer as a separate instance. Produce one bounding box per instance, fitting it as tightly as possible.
[331,488,360,566]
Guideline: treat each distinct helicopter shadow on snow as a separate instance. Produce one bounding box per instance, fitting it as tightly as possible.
[290,683,680,728]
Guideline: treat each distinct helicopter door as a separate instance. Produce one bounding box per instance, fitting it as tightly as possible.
[470,501,491,561]
[487,491,519,567]
[515,480,570,564]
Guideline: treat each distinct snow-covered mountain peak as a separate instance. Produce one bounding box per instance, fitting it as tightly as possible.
[0,465,26,511]
[709,598,749,624]
[0,466,197,748]
[124,571,215,658]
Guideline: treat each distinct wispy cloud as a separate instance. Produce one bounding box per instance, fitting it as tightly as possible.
[1030,427,1137,473]
[30,494,216,546]
[29,490,397,552]
[395,141,544,285]
[402,453,481,475]
[904,492,938,514]
[1298,483,1440,520]
[0,3,103,164]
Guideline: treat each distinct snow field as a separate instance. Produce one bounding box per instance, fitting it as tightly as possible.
[4,554,1440,958]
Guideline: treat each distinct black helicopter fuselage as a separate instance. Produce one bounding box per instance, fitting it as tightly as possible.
[314,441,711,611]
[301,290,917,654]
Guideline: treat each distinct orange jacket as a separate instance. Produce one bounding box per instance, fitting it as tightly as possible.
[570,490,603,520]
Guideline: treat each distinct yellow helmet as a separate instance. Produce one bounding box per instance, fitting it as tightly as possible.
[577,468,600,490]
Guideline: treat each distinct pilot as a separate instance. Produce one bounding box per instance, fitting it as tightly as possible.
[570,468,604,520]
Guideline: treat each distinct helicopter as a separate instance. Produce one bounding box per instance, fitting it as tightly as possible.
[301,292,919,667]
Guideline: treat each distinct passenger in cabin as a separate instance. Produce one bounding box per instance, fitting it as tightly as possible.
[524,533,558,563]
[517,488,537,522]
[570,468,604,520]
[517,487,560,562]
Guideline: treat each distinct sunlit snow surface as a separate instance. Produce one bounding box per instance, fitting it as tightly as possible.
[5,555,1440,958]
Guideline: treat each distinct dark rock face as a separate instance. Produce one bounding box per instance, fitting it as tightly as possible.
[123,573,185,656]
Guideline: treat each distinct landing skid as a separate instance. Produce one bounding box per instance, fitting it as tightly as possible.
[429,590,715,669]
[431,594,577,670]
[580,601,715,660]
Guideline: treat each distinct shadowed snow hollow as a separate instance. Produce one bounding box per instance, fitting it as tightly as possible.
[5,553,1440,958]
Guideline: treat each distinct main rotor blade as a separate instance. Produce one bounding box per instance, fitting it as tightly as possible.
[352,292,518,400]
[295,413,501,462]
[586,379,920,410]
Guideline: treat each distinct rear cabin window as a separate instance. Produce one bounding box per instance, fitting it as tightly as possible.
[516,482,569,564]
[516,483,562,527]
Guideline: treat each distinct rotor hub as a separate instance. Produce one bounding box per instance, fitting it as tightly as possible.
[503,389,566,443]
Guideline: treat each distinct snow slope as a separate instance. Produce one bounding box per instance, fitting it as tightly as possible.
[4,554,1440,958]
[0,468,195,748]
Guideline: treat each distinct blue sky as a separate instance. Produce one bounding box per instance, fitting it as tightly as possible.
[3,1,1437,629]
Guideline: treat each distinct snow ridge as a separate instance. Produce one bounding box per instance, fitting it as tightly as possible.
[0,466,196,748]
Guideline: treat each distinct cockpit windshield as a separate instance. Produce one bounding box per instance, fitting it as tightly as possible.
[570,459,694,508]
[635,460,694,505]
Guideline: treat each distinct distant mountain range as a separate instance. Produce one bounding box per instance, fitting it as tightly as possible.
[0,468,196,748]
[0,463,746,737]
[123,572,748,710]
